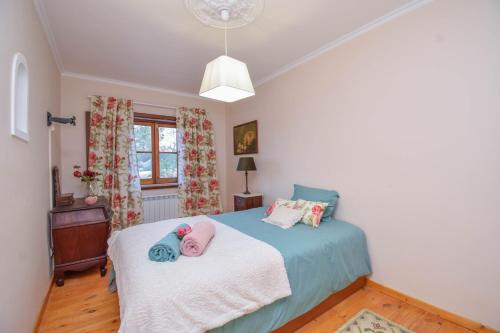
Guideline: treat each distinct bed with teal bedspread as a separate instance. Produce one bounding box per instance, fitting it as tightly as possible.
[209,207,371,333]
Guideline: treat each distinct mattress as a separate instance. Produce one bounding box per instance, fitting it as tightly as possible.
[209,207,372,333]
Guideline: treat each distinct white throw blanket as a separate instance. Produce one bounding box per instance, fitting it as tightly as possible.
[108,215,291,333]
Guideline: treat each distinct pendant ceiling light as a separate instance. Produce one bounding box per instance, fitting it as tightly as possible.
[185,0,264,103]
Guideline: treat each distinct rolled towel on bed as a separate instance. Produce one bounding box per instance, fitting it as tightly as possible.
[148,223,189,262]
[180,221,216,257]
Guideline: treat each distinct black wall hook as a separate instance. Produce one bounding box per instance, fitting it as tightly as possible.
[47,112,76,126]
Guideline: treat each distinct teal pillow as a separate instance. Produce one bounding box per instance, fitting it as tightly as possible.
[291,184,339,222]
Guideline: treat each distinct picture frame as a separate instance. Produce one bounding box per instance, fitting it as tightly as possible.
[233,120,258,155]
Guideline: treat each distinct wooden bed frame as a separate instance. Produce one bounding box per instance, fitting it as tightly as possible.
[272,276,367,333]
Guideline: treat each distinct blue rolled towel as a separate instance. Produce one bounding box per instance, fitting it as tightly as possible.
[148,223,189,262]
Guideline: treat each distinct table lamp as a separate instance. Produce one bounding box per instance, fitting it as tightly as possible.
[237,157,256,194]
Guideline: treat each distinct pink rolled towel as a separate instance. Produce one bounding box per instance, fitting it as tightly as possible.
[180,221,216,256]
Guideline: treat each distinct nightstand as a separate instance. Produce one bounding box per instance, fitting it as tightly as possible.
[50,197,111,286]
[234,193,263,211]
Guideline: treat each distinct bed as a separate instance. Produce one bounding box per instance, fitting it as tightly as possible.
[108,207,371,333]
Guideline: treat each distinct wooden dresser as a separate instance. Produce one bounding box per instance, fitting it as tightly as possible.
[234,193,263,211]
[50,197,111,286]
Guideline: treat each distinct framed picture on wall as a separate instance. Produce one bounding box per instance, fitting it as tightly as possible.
[233,120,258,155]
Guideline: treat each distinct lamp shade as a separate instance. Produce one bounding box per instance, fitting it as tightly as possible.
[237,157,256,171]
[199,55,255,103]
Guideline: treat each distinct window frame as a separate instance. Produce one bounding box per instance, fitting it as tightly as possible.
[134,112,178,188]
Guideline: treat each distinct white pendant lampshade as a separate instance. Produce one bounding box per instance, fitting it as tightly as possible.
[199,55,255,103]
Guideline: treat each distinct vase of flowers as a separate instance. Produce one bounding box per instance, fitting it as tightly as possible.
[73,165,99,205]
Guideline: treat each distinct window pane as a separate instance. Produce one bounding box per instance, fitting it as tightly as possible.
[159,127,177,152]
[137,152,152,179]
[159,153,177,179]
[134,125,152,151]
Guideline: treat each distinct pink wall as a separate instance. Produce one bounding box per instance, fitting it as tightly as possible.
[226,0,500,329]
[0,0,61,331]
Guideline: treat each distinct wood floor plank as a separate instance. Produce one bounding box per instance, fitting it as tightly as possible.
[37,267,488,333]
[438,321,476,333]
[409,312,444,333]
[387,301,426,328]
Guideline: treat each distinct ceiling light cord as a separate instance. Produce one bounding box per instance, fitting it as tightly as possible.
[224,24,228,56]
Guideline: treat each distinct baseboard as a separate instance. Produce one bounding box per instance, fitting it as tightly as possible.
[366,279,498,333]
[32,275,54,333]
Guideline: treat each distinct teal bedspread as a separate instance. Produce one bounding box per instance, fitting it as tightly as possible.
[209,207,371,333]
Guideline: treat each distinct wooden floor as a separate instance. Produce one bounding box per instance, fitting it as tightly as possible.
[38,267,475,333]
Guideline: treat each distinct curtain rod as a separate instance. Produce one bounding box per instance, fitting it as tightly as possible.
[87,95,177,110]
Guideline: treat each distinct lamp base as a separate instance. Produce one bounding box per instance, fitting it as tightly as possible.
[243,191,251,195]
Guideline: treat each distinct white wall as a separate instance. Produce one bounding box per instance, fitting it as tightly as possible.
[226,0,500,329]
[0,0,61,332]
[60,75,229,208]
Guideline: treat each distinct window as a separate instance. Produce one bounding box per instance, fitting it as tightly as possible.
[134,113,178,187]
[10,53,29,142]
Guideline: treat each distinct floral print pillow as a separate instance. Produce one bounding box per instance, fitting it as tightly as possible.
[265,198,297,216]
[294,199,328,227]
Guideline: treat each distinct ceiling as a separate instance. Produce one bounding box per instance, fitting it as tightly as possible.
[38,0,417,96]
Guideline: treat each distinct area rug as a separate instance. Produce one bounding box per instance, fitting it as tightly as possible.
[336,309,415,333]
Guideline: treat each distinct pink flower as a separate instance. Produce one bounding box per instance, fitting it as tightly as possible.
[73,170,82,178]
[213,209,222,215]
[88,152,97,167]
[185,225,192,234]
[202,119,212,130]
[196,165,205,177]
[188,117,197,128]
[207,149,216,160]
[91,112,103,126]
[115,154,123,166]
[176,228,187,238]
[185,197,194,210]
[105,133,114,149]
[184,164,192,177]
[189,148,197,161]
[197,196,207,207]
[266,203,276,216]
[113,193,122,208]
[196,134,204,144]
[189,180,201,192]
[115,114,124,126]
[104,174,113,189]
[208,179,218,191]
[127,211,137,222]
[311,205,323,216]
[107,97,116,109]
[183,132,190,144]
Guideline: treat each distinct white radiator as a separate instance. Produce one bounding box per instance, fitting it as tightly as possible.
[143,194,179,223]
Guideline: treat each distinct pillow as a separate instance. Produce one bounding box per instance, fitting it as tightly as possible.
[294,199,328,228]
[291,184,339,221]
[262,206,303,229]
[265,198,297,216]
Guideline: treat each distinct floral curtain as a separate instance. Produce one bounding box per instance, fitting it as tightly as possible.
[177,107,222,216]
[89,96,144,230]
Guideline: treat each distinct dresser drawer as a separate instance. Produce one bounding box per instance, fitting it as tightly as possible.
[234,196,247,211]
[52,208,107,229]
[234,194,263,211]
